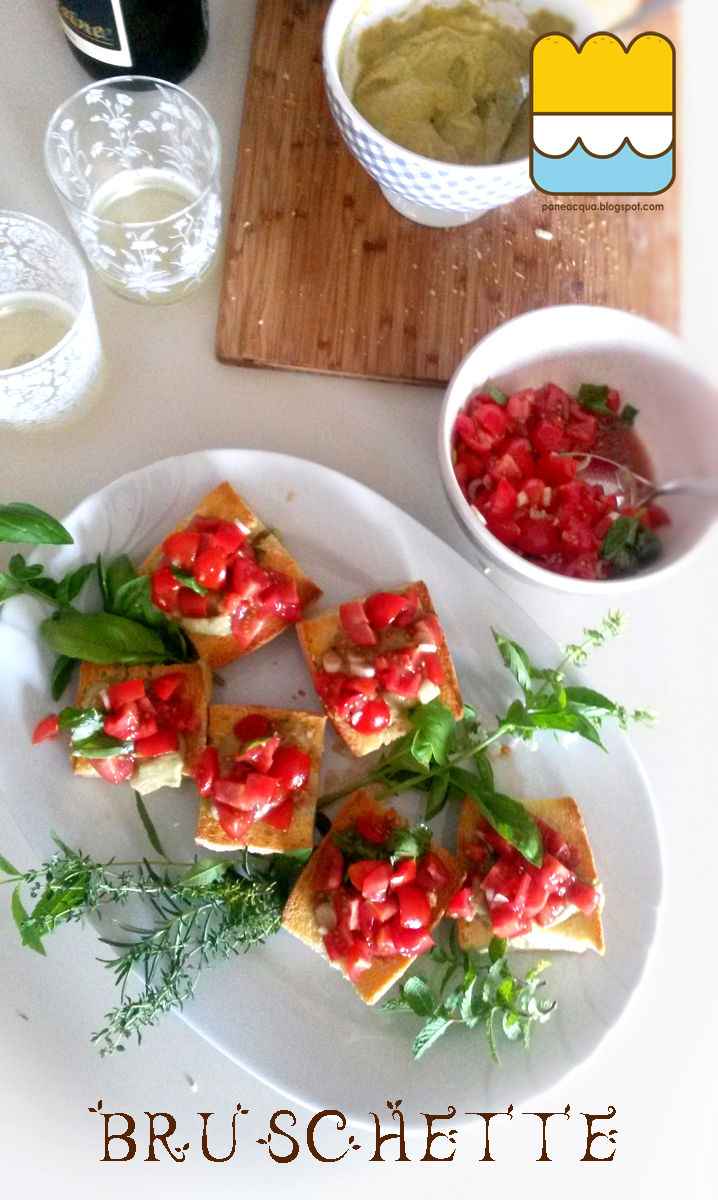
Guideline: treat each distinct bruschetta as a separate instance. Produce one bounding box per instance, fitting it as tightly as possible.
[296,581,462,756]
[282,790,464,1005]
[448,795,605,954]
[193,704,326,854]
[140,481,322,670]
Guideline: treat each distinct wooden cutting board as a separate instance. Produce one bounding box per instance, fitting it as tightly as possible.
[215,1,679,385]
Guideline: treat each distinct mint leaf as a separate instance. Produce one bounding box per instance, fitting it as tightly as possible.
[401,975,436,1017]
[412,1016,451,1059]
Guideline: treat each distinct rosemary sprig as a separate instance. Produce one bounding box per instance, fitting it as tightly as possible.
[381,926,555,1062]
[0,840,304,1055]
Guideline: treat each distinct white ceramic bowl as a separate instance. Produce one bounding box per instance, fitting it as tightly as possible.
[322,0,596,226]
[438,306,718,593]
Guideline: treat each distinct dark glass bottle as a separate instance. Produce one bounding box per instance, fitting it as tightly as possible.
[57,2,208,84]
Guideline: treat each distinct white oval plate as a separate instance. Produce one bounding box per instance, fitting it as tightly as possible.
[0,450,661,1127]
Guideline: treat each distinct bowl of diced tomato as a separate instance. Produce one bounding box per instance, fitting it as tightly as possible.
[438,305,718,592]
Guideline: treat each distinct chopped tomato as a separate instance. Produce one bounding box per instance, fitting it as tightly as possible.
[150,672,184,702]
[313,841,344,892]
[396,885,432,929]
[348,860,383,892]
[371,922,398,957]
[365,591,406,629]
[567,880,601,915]
[339,600,378,646]
[389,919,434,957]
[150,562,181,612]
[324,926,354,962]
[415,851,451,891]
[208,521,245,556]
[90,755,135,784]
[350,698,392,734]
[269,745,311,791]
[103,702,142,742]
[193,547,228,590]
[333,887,361,932]
[355,810,390,844]
[189,746,219,796]
[133,729,179,758]
[347,937,373,983]
[105,677,145,709]
[32,714,60,744]
[489,903,533,939]
[393,589,420,628]
[238,736,281,774]
[230,610,266,650]
[213,773,278,811]
[215,801,253,843]
[231,557,266,599]
[389,858,416,891]
[162,530,200,570]
[177,588,209,618]
[360,861,392,903]
[422,653,445,687]
[232,714,271,743]
[262,796,294,831]
[446,886,475,919]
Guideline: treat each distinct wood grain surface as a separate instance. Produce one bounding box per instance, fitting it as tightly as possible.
[215,0,680,385]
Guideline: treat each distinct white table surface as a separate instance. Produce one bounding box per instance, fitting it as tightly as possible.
[1,2,716,1196]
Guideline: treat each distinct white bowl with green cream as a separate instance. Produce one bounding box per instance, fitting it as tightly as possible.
[323,0,596,226]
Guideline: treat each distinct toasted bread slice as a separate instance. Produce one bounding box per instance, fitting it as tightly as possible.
[296,581,462,757]
[72,660,211,790]
[194,704,326,854]
[456,796,604,955]
[282,790,464,1005]
[139,482,322,670]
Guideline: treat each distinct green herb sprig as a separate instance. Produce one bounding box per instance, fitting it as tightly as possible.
[0,840,307,1055]
[320,612,652,866]
[382,927,554,1062]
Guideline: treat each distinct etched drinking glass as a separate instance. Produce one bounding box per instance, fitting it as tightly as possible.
[44,77,222,304]
[0,211,103,427]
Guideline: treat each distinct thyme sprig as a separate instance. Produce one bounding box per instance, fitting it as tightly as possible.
[0,840,307,1055]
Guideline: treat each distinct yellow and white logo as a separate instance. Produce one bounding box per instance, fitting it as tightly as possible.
[530,32,675,196]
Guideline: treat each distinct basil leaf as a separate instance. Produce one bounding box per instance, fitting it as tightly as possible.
[409,699,456,767]
[528,707,605,748]
[333,828,390,863]
[451,766,542,866]
[391,824,432,862]
[0,573,20,603]
[112,575,164,626]
[563,686,617,715]
[40,611,170,664]
[621,404,639,428]
[12,886,46,955]
[487,381,508,406]
[8,554,44,581]
[70,732,133,759]
[56,562,94,608]
[171,568,208,595]
[58,706,105,742]
[577,383,612,416]
[600,515,661,574]
[492,631,533,693]
[100,554,137,610]
[0,503,73,546]
[0,855,19,875]
[134,792,167,859]
[51,654,77,701]
[424,773,450,820]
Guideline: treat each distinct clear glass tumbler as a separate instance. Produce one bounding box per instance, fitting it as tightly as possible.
[44,76,222,305]
[0,211,103,427]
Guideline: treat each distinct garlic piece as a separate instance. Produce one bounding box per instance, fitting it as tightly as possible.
[418,679,441,704]
[322,649,342,673]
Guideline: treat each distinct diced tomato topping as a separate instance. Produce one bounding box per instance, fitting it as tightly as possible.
[105,677,145,709]
[230,557,265,599]
[371,922,399,957]
[333,886,361,932]
[313,840,344,892]
[261,796,293,830]
[32,714,60,744]
[150,562,181,612]
[389,918,434,957]
[355,810,390,844]
[230,610,266,650]
[339,600,378,646]
[422,652,445,688]
[489,477,518,521]
[347,936,373,983]
[133,728,179,758]
[415,851,451,891]
[446,886,475,919]
[177,588,209,618]
[518,518,560,557]
[365,591,407,629]
[389,858,416,891]
[490,904,533,939]
[193,547,228,590]
[150,672,184,702]
[535,897,568,927]
[234,714,273,742]
[393,589,420,628]
[213,773,279,811]
[238,735,281,774]
[349,698,392,734]
[348,860,384,892]
[360,861,392,903]
[269,745,311,791]
[567,880,601,915]
[90,755,135,784]
[103,702,143,742]
[215,801,253,843]
[474,401,508,438]
[189,746,219,796]
[324,926,354,962]
[208,521,245,556]
[396,885,432,929]
[162,530,200,570]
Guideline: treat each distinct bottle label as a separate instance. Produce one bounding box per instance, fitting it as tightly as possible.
[58,2,132,68]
